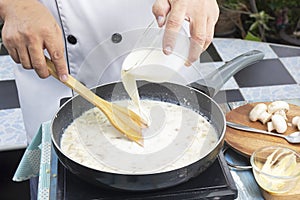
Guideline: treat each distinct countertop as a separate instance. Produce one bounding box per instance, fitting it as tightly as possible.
[1,38,300,199]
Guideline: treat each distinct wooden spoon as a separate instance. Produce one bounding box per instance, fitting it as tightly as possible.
[45,57,146,146]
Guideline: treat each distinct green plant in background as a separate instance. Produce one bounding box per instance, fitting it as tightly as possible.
[218,0,271,41]
[255,0,300,29]
[216,0,252,38]
[217,0,300,44]
[248,0,300,42]
[245,11,274,41]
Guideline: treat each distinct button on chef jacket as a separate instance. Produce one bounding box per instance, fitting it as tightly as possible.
[14,0,189,142]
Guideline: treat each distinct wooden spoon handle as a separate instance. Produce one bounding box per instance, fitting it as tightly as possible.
[45,57,110,110]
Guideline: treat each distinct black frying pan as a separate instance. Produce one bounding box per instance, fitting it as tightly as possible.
[51,50,264,191]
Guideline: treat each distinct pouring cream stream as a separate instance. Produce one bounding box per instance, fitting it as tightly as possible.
[121,48,188,126]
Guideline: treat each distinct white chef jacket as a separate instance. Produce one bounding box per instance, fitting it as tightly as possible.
[14,0,190,142]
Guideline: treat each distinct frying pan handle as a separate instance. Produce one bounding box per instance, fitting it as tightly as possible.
[188,50,265,97]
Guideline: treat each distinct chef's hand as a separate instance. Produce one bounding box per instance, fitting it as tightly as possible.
[152,0,219,66]
[0,0,68,81]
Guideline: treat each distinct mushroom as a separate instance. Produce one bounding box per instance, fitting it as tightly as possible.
[267,114,287,133]
[292,116,300,130]
[267,101,289,120]
[273,110,288,121]
[249,103,272,124]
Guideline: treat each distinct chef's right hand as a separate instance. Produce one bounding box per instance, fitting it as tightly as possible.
[0,0,68,82]
[152,0,219,66]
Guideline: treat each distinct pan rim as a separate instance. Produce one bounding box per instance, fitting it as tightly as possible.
[50,80,226,176]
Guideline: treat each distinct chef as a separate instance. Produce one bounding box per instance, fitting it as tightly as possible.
[0,0,219,198]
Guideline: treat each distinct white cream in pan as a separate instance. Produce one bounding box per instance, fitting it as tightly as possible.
[61,100,218,174]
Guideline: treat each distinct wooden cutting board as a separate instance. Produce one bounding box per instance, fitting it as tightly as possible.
[225,102,300,199]
[225,102,300,156]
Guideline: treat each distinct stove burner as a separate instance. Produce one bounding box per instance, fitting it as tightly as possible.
[50,152,237,200]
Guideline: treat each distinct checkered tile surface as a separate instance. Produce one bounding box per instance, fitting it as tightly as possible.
[1,38,300,149]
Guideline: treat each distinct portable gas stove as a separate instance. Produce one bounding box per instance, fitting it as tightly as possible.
[49,151,237,200]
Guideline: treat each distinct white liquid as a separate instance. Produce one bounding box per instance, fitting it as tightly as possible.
[61,100,219,174]
[122,49,187,83]
[121,49,188,124]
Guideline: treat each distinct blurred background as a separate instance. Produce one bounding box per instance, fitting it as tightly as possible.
[215,0,300,46]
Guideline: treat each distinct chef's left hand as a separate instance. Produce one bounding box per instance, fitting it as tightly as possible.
[152,0,219,66]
